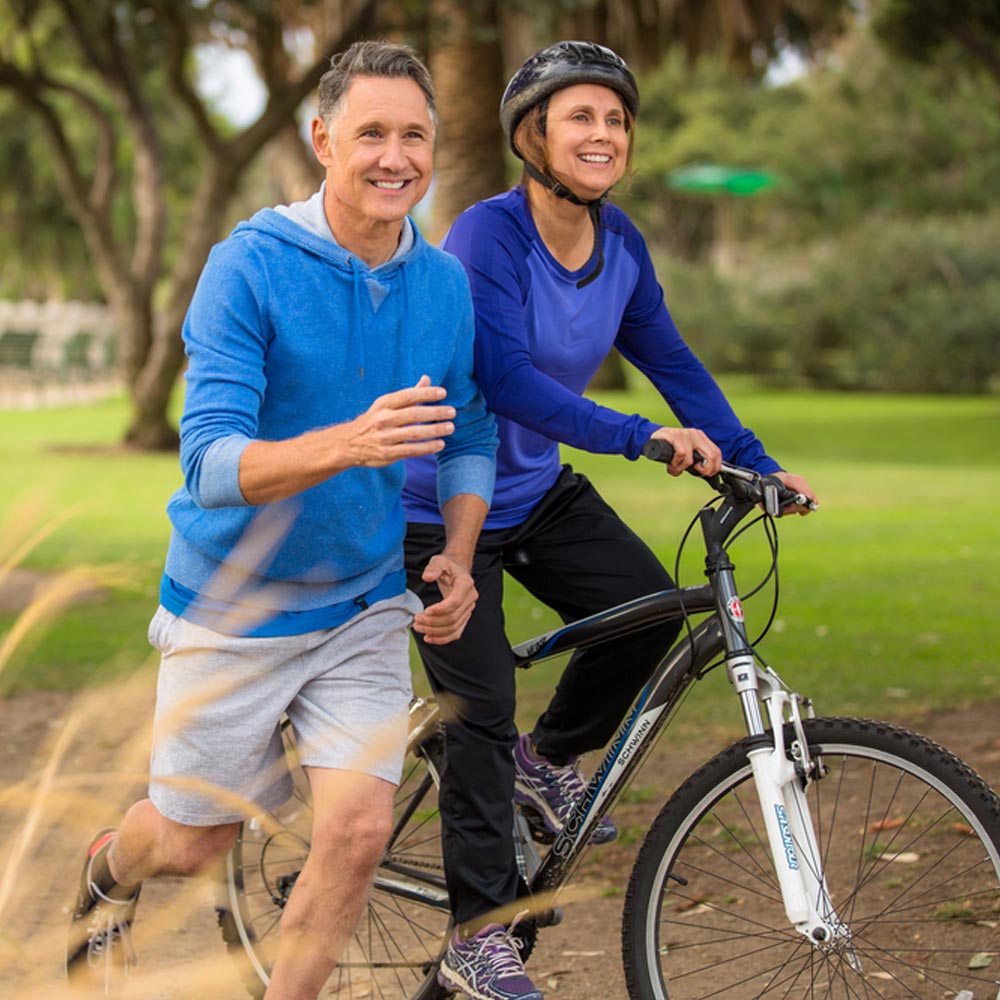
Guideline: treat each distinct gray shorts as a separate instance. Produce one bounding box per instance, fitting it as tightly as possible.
[146,591,420,826]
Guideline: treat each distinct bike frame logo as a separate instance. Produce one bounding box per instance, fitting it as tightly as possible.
[774,804,799,871]
[726,596,744,622]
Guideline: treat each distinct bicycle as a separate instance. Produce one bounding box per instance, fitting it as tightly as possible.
[214,444,1000,1000]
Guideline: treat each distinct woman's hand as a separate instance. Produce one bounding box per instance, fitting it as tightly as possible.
[773,471,818,516]
[648,427,722,477]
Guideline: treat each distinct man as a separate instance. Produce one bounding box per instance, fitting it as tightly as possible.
[66,40,496,1000]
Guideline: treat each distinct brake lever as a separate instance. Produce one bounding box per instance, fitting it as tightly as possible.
[761,475,820,515]
[763,480,782,517]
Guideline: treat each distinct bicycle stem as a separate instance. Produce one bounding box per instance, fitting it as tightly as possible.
[701,502,768,738]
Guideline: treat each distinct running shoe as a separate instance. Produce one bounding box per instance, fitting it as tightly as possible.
[438,921,541,1000]
[66,828,141,995]
[513,733,618,844]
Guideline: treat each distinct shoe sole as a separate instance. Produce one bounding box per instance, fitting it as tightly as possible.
[438,964,493,1000]
[438,964,541,1000]
[513,787,618,845]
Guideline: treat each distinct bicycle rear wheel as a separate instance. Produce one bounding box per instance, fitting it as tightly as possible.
[623,716,1000,1000]
[216,723,450,1000]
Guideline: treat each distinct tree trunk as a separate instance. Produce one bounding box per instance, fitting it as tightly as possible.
[121,158,244,449]
[428,0,507,244]
[268,120,323,203]
[124,374,180,450]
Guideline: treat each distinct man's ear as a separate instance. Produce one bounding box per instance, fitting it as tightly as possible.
[311,116,334,168]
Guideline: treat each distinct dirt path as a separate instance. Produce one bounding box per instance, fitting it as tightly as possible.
[2,686,998,999]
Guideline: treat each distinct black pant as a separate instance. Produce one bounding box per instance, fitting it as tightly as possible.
[404,466,680,925]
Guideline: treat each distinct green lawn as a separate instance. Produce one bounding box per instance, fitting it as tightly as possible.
[1,385,998,739]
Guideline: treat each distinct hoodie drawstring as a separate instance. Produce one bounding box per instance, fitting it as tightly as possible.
[348,257,366,379]
[398,260,414,386]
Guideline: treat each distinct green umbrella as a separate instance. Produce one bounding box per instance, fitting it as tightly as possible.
[667,163,779,196]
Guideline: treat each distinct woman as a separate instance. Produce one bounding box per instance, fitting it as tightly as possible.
[403,40,816,1000]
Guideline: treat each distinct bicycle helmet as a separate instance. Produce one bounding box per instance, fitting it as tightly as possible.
[500,41,639,289]
[500,41,639,160]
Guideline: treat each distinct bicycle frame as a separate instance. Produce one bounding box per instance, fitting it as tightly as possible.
[514,479,846,947]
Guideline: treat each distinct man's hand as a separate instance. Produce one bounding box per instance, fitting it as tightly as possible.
[649,426,723,477]
[772,471,818,516]
[238,375,455,504]
[412,554,478,645]
[344,375,456,467]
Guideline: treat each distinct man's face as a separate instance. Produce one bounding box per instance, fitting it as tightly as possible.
[312,75,434,238]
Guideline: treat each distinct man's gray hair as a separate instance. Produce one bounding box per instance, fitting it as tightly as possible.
[318,39,437,128]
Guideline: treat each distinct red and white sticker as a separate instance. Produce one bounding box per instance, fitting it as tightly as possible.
[727,597,744,622]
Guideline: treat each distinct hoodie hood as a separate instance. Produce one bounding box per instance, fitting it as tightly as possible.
[232,200,421,277]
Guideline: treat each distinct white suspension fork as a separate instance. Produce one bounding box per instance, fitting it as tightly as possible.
[746,680,855,952]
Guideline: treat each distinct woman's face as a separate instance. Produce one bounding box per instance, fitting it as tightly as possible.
[543,83,629,201]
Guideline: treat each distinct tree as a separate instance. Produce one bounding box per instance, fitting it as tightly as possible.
[426,0,506,243]
[0,0,851,443]
[424,0,852,236]
[0,97,103,299]
[872,0,1000,87]
[0,0,378,448]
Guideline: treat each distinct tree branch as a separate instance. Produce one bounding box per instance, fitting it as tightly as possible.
[227,0,377,166]
[50,0,167,301]
[156,0,224,151]
[54,0,113,78]
[27,68,119,219]
[0,60,127,297]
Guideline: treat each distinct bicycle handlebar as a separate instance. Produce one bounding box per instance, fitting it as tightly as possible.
[641,438,818,515]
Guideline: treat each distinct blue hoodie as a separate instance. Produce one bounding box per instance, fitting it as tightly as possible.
[161,203,497,636]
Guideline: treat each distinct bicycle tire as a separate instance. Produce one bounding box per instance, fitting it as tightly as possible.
[215,725,452,1000]
[622,716,1000,1000]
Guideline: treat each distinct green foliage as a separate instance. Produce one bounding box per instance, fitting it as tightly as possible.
[872,0,1000,82]
[758,38,1000,226]
[0,7,215,300]
[0,101,98,298]
[677,211,1000,393]
[621,32,1000,242]
[618,23,1000,395]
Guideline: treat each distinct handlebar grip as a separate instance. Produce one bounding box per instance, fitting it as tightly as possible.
[642,438,675,464]
[643,439,707,476]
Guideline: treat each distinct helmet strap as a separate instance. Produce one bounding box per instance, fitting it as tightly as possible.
[576,202,605,289]
[523,162,606,289]
[522,160,593,207]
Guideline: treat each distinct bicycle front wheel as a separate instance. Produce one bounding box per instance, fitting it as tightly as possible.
[216,724,451,1000]
[623,717,1000,1000]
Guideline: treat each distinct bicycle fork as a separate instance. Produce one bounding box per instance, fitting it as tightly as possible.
[712,538,859,961]
[745,680,858,964]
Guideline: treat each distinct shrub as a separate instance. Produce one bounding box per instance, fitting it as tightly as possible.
[660,212,1000,394]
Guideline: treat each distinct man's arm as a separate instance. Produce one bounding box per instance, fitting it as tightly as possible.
[238,377,455,505]
[411,492,488,646]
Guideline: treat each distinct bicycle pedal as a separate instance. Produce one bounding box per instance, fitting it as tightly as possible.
[535,905,563,927]
[520,808,556,844]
